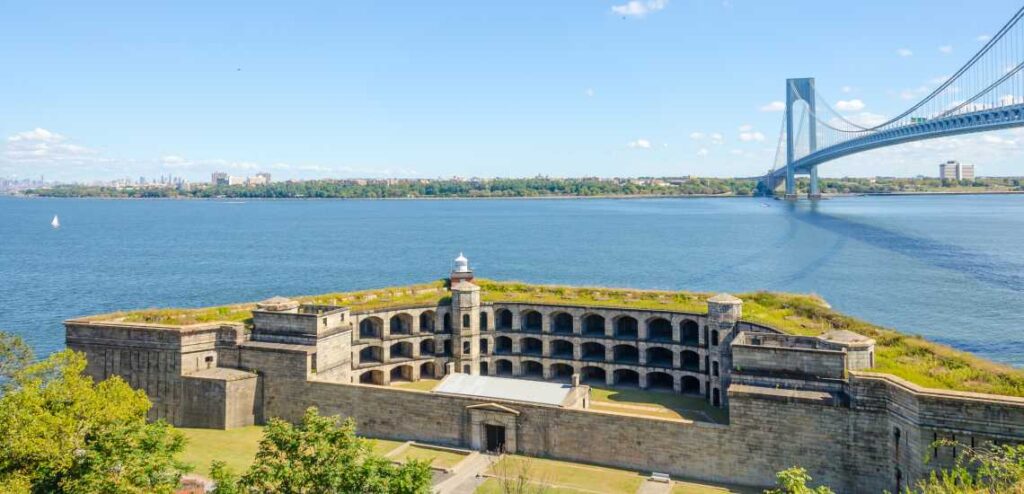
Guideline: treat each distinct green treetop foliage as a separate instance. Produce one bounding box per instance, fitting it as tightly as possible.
[211,407,432,494]
[764,467,835,494]
[0,331,33,382]
[904,442,1024,493]
[0,339,187,494]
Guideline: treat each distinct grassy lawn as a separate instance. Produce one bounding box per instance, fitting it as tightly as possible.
[484,455,645,494]
[96,279,1024,397]
[671,480,762,494]
[370,438,407,456]
[391,378,442,392]
[588,386,728,424]
[476,478,588,493]
[393,445,468,469]
[178,426,264,477]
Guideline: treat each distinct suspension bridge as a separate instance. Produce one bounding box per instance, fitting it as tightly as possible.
[760,5,1024,199]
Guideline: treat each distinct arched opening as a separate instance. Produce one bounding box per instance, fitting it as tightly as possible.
[443,340,452,356]
[419,311,436,333]
[359,370,384,385]
[495,336,513,354]
[680,375,701,395]
[420,361,436,379]
[479,312,489,331]
[521,360,543,378]
[390,341,413,360]
[647,318,672,341]
[359,317,383,339]
[521,310,542,332]
[582,342,606,361]
[496,309,513,330]
[550,363,574,381]
[647,371,674,390]
[443,313,452,333]
[479,338,489,355]
[462,314,471,329]
[580,366,606,384]
[479,361,489,375]
[712,361,719,377]
[495,359,513,376]
[462,341,471,354]
[681,350,700,372]
[390,365,413,383]
[359,346,383,364]
[582,314,605,336]
[613,369,640,387]
[419,339,436,356]
[680,320,699,346]
[550,339,573,358]
[551,312,574,334]
[614,316,638,339]
[645,347,673,367]
[612,344,639,364]
[521,337,542,356]
[390,314,412,335]
[712,387,721,407]
[711,330,719,346]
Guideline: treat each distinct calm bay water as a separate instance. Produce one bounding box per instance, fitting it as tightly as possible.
[2,195,1023,366]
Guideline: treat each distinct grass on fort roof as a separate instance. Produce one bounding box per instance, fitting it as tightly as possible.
[482,455,646,494]
[100,279,1024,398]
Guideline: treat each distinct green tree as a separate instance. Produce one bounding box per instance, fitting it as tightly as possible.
[765,467,834,494]
[0,331,32,382]
[0,347,187,493]
[904,442,1024,493]
[213,407,432,494]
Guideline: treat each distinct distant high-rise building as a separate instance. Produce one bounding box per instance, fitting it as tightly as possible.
[939,160,975,181]
[211,172,229,185]
[256,172,271,184]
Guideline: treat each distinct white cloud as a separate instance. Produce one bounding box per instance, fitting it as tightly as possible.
[689,132,706,140]
[939,45,953,54]
[696,148,709,157]
[977,34,991,42]
[584,88,595,97]
[627,138,653,149]
[835,99,866,111]
[738,124,753,132]
[897,48,913,57]
[4,128,99,165]
[760,101,785,112]
[841,86,854,94]
[738,130,765,142]
[710,133,724,144]
[611,0,668,18]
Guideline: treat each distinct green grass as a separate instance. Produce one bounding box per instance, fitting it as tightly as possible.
[475,478,588,493]
[484,455,645,494]
[92,279,1024,398]
[671,481,761,494]
[391,378,441,392]
[393,445,468,469]
[178,426,264,476]
[370,438,406,456]
[588,386,728,423]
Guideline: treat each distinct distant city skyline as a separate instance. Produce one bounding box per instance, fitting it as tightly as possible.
[3,0,1024,182]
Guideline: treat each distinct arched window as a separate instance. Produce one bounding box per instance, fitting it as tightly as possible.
[712,361,719,376]
[462,341,471,354]
[480,312,489,331]
[711,330,719,346]
[462,314,471,328]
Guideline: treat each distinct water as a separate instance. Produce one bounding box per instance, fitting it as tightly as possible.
[2,195,1023,366]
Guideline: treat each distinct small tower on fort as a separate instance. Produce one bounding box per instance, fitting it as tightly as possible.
[706,293,742,408]
[450,253,481,375]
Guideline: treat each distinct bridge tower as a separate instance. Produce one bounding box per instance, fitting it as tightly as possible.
[785,78,820,200]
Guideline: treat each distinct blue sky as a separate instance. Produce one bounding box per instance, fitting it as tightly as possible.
[2,0,1023,181]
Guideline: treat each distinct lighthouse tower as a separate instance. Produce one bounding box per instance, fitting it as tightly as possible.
[449,253,480,375]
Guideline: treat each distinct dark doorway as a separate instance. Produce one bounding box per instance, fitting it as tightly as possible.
[485,424,506,452]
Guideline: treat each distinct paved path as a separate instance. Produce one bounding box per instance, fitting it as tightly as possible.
[434,452,494,494]
[636,478,672,494]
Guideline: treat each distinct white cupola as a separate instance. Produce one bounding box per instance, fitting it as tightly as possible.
[454,252,470,273]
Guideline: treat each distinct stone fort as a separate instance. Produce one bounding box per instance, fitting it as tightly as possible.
[65,254,1024,493]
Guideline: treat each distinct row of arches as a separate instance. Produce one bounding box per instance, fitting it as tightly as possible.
[492,337,702,370]
[492,309,700,343]
[488,359,703,394]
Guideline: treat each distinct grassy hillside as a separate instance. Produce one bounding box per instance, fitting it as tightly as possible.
[85,279,1024,397]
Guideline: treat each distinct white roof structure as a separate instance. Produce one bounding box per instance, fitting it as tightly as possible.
[454,252,470,273]
[434,374,573,406]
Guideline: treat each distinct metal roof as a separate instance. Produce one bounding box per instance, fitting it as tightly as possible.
[433,373,573,406]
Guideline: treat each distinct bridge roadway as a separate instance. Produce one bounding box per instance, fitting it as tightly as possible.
[764,102,1024,194]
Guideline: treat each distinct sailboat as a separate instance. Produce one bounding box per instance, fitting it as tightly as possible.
[51,214,60,229]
